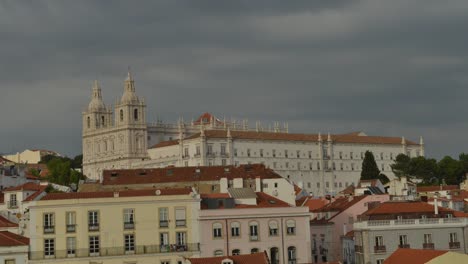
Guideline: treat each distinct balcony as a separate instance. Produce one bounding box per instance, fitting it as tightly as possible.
[176,220,186,227]
[250,235,259,241]
[159,220,169,228]
[354,245,363,253]
[43,226,55,234]
[88,223,99,232]
[182,155,190,159]
[7,201,18,209]
[66,224,76,233]
[398,244,410,249]
[194,153,201,158]
[206,152,216,158]
[29,243,200,260]
[374,245,386,253]
[354,218,468,230]
[124,222,135,230]
[449,242,460,249]
[220,153,229,158]
[423,243,434,249]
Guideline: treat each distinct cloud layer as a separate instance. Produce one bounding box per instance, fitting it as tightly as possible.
[1,0,468,159]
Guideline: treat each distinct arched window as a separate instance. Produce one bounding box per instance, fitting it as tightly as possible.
[87,117,91,128]
[231,222,240,237]
[213,222,222,238]
[286,220,296,235]
[251,248,259,253]
[134,108,138,121]
[249,221,259,241]
[269,220,279,236]
[120,109,124,121]
[214,249,223,256]
[101,116,105,127]
[270,247,279,264]
[232,249,240,256]
[288,246,297,263]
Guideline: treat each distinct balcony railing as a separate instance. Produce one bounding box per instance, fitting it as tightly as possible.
[88,223,99,231]
[7,201,18,209]
[124,222,135,230]
[449,242,460,249]
[43,226,55,234]
[355,218,468,229]
[175,220,186,227]
[66,224,76,233]
[250,235,259,241]
[374,245,386,253]
[423,243,434,249]
[159,220,169,228]
[194,153,201,158]
[29,243,200,260]
[398,244,410,249]
[354,245,363,253]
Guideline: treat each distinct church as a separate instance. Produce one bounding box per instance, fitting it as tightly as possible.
[82,72,424,195]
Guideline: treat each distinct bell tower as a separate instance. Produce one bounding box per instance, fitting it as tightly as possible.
[83,80,112,132]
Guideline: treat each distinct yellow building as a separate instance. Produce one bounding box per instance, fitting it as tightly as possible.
[28,188,201,264]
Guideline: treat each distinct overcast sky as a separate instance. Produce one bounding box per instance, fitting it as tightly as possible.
[1,0,468,159]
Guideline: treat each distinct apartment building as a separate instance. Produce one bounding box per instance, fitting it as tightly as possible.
[28,188,201,264]
[199,189,311,264]
[353,201,468,264]
[0,231,29,264]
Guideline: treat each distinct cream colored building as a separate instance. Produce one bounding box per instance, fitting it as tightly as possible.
[4,149,60,164]
[28,188,201,264]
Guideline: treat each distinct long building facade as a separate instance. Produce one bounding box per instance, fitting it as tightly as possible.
[82,72,425,196]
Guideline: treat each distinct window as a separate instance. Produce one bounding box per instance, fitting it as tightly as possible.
[251,248,259,253]
[176,232,186,245]
[213,223,222,238]
[4,260,15,264]
[424,234,432,244]
[222,159,226,166]
[317,162,320,170]
[350,152,353,159]
[231,222,240,237]
[207,145,213,155]
[297,162,301,170]
[184,147,189,157]
[43,213,54,234]
[159,208,168,227]
[232,249,240,255]
[87,117,91,128]
[375,236,384,246]
[450,233,458,243]
[285,162,289,169]
[260,149,264,157]
[247,149,251,157]
[249,222,259,241]
[272,149,276,157]
[161,261,170,264]
[308,151,312,158]
[125,234,135,253]
[390,153,393,160]
[9,194,17,208]
[273,162,277,168]
[351,163,355,171]
[134,108,138,121]
[214,250,224,256]
[307,182,311,188]
[399,235,408,247]
[234,148,238,157]
[196,145,201,156]
[269,221,278,236]
[286,220,296,235]
[67,237,76,256]
[160,233,169,252]
[296,150,300,158]
[88,211,99,231]
[380,152,384,160]
[66,212,76,233]
[120,109,124,121]
[288,246,297,264]
[376,259,384,264]
[175,207,186,227]
[44,239,55,257]
[361,152,364,159]
[101,116,105,127]
[326,182,329,188]
[124,208,135,229]
[89,236,100,256]
[339,151,343,159]
[285,150,288,158]
[317,182,320,188]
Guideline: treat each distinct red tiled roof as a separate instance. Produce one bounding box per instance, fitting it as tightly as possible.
[155,130,418,146]
[0,231,29,247]
[150,139,179,148]
[358,179,378,188]
[0,156,13,164]
[311,196,368,223]
[417,185,459,193]
[201,192,291,210]
[201,193,231,199]
[294,184,303,195]
[25,164,49,178]
[362,201,455,217]
[296,197,328,211]
[41,187,192,201]
[339,185,355,195]
[0,216,18,228]
[188,252,269,264]
[102,164,281,186]
[3,182,44,192]
[193,112,224,126]
[384,248,447,264]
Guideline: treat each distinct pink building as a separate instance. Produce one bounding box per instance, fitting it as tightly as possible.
[199,189,311,264]
[310,194,389,263]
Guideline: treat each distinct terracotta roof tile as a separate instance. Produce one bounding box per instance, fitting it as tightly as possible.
[151,130,418,147]
[102,164,281,186]
[0,156,13,164]
[3,182,44,192]
[0,231,29,247]
[0,216,18,228]
[40,187,192,201]
[417,185,459,193]
[150,139,179,148]
[361,201,460,220]
[201,192,291,210]
[188,252,269,264]
[384,248,447,264]
[296,197,328,211]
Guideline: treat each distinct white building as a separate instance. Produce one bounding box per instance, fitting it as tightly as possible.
[82,72,425,196]
[4,149,60,164]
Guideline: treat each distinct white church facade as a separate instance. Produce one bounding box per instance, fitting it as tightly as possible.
[82,72,424,196]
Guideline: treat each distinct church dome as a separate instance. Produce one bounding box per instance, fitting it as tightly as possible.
[120,71,140,104]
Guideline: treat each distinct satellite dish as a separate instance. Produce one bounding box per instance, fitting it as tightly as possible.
[155,190,161,196]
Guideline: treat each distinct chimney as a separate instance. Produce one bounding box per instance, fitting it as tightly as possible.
[434,197,438,215]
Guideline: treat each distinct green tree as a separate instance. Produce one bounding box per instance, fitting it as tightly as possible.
[361,151,380,180]
[408,156,439,184]
[71,154,83,169]
[390,154,411,178]
[438,156,463,185]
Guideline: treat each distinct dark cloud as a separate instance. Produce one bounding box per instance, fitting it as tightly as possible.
[1,0,468,159]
